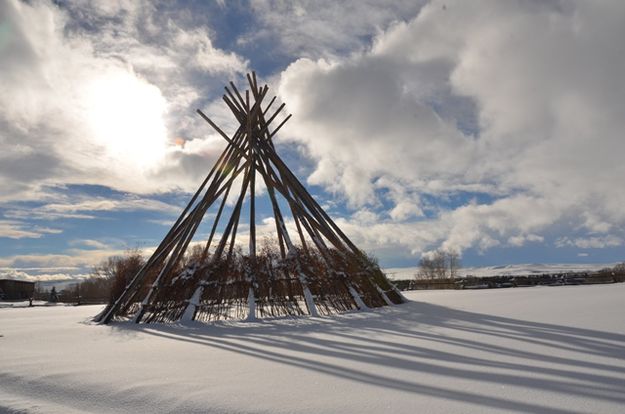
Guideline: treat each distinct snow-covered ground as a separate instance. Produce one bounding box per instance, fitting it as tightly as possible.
[1,284,624,414]
[384,262,618,280]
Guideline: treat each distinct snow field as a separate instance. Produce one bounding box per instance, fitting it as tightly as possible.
[1,284,624,413]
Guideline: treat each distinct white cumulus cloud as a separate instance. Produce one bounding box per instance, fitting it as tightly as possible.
[277,0,625,256]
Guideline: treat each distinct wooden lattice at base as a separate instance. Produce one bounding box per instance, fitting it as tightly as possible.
[95,72,405,324]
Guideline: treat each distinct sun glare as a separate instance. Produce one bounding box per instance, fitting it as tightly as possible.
[85,72,168,169]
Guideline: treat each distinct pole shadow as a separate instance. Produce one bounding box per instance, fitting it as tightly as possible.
[110,300,625,414]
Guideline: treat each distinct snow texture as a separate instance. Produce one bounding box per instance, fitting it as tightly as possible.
[1,284,624,413]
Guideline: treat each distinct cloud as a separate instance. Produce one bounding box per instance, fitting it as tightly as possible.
[248,0,426,59]
[556,236,623,250]
[507,234,544,248]
[3,192,184,222]
[276,0,625,256]
[0,250,118,270]
[327,195,554,257]
[70,239,110,249]
[40,196,181,215]
[0,0,248,204]
[0,244,157,282]
[0,220,62,239]
[0,268,89,283]
[2,0,624,268]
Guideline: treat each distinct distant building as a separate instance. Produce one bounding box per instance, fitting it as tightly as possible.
[0,279,35,300]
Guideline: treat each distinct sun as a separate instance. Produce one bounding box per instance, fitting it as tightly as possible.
[84,71,168,170]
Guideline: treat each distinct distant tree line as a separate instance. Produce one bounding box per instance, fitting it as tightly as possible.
[34,250,145,304]
[31,246,625,300]
[402,258,625,291]
[599,262,625,275]
[33,246,210,304]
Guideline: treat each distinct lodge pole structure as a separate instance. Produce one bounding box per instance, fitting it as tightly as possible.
[95,72,405,324]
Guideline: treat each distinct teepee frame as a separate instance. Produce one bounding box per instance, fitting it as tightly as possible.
[96,72,405,324]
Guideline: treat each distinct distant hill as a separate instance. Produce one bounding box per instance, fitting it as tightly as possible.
[383,262,618,281]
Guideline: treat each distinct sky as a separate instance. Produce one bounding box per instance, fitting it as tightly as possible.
[1,0,624,283]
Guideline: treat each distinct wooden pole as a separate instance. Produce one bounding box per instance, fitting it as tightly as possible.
[105,72,402,324]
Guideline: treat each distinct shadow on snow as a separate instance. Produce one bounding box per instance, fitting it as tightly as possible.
[111,300,625,414]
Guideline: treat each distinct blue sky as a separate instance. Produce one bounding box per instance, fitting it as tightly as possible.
[1,0,624,282]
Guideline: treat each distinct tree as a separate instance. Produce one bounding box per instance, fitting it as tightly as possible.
[33,282,49,301]
[49,286,58,303]
[180,243,207,268]
[104,251,145,304]
[448,249,460,278]
[88,249,146,304]
[417,249,461,279]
